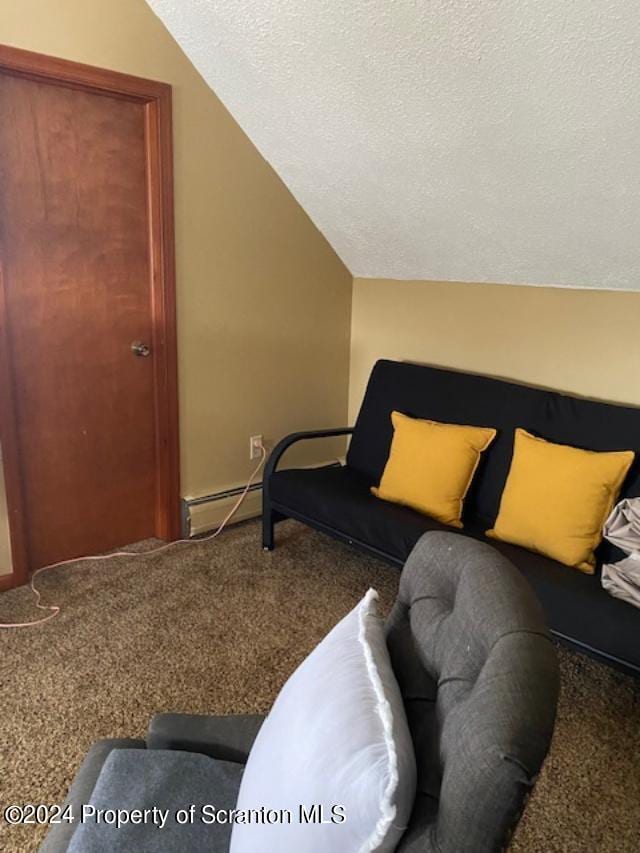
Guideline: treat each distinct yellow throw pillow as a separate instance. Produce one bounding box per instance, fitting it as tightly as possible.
[371,412,496,528]
[487,428,634,573]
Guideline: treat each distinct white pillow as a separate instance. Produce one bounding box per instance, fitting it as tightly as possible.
[230,589,416,853]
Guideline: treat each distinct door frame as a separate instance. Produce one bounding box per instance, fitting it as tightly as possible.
[0,44,180,589]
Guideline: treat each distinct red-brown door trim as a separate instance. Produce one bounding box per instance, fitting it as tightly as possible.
[0,44,180,588]
[0,265,30,588]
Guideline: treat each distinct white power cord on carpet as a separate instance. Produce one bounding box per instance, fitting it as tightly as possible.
[0,444,267,630]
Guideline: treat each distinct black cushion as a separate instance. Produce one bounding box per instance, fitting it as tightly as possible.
[346,360,640,559]
[270,464,640,671]
[481,530,640,671]
[270,464,442,559]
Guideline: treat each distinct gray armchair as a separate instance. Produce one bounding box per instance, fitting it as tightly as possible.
[41,531,559,852]
[389,532,559,852]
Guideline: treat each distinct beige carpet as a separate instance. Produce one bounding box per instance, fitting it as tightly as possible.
[0,519,638,852]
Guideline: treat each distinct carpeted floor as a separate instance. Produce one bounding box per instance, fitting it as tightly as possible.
[0,519,638,852]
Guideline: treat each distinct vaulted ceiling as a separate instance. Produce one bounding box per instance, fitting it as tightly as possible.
[147,1,640,290]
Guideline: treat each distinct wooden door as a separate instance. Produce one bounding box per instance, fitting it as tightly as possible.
[0,46,179,585]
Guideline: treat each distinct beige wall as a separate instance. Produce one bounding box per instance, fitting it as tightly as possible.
[0,0,351,566]
[350,279,640,421]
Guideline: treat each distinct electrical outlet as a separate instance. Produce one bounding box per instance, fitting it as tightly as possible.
[249,434,263,460]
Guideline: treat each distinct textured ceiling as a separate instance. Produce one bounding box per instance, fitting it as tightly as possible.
[147,1,640,290]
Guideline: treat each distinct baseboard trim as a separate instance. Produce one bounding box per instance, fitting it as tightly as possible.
[187,488,263,537]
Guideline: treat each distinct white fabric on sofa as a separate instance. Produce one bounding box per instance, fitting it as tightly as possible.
[603,498,640,609]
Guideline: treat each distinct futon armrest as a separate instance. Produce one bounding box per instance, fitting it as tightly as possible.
[264,427,354,491]
[146,713,265,763]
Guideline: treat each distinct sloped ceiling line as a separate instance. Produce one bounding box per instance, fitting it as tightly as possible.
[147,0,640,291]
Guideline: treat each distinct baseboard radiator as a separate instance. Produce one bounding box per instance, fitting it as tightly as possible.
[181,483,263,538]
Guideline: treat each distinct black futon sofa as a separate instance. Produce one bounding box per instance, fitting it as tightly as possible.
[263,359,640,676]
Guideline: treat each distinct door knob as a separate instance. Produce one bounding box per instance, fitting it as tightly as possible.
[131,341,151,357]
